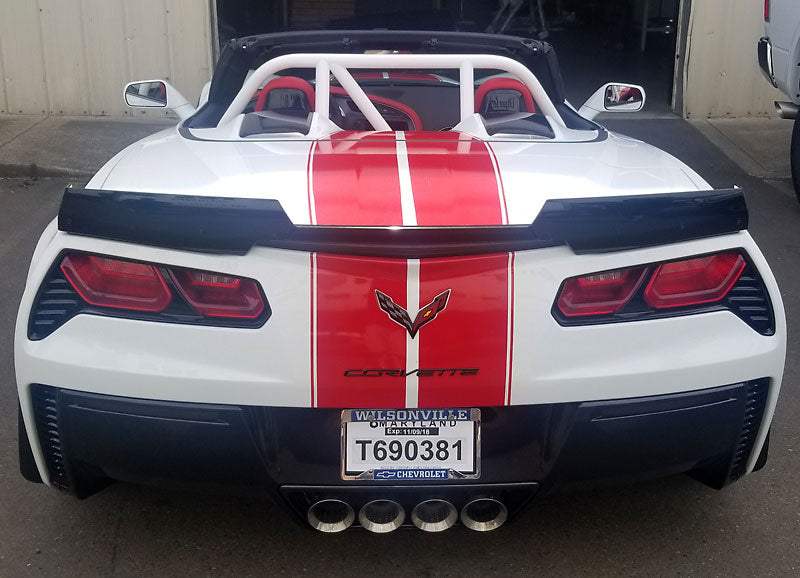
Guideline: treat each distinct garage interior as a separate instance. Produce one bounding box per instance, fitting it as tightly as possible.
[214,0,685,115]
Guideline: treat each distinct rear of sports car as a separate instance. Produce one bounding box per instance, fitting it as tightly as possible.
[14,130,786,533]
[14,32,787,533]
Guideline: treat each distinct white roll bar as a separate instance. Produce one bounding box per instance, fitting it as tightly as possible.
[329,63,391,132]
[218,52,565,130]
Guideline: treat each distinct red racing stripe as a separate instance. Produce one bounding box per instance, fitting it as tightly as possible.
[310,132,403,226]
[417,254,511,408]
[315,254,407,408]
[404,132,505,226]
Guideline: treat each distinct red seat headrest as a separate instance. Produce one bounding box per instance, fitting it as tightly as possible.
[255,77,316,112]
[474,78,536,114]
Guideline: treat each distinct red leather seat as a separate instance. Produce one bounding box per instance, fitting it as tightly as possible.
[255,77,316,112]
[474,78,536,114]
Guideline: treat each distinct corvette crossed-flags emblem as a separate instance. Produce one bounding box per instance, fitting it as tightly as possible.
[375,289,451,338]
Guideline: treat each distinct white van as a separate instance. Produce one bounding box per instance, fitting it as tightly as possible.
[759,0,800,202]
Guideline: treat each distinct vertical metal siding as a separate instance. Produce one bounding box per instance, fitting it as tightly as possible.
[0,0,212,116]
[0,18,7,114]
[0,1,50,114]
[684,0,785,118]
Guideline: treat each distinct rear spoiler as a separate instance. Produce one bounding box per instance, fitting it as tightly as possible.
[58,188,748,258]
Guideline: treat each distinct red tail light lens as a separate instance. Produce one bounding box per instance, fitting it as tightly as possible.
[765,0,770,21]
[169,269,265,318]
[557,266,648,316]
[61,254,171,312]
[643,252,745,309]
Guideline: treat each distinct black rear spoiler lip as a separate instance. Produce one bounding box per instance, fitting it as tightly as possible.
[57,188,748,258]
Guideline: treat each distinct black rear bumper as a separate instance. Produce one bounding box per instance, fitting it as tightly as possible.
[23,380,769,520]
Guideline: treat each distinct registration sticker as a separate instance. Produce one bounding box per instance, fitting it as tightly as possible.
[341,408,480,480]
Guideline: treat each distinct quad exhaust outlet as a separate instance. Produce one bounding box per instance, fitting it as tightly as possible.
[307,499,355,533]
[460,498,508,531]
[410,499,459,532]
[307,497,508,532]
[358,499,405,533]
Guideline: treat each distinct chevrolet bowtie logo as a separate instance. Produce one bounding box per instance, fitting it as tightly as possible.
[375,289,451,338]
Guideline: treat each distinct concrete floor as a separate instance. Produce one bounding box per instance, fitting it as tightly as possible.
[1,119,799,576]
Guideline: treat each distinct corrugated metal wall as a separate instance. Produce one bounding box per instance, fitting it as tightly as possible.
[683,0,785,118]
[0,0,214,117]
[0,0,788,119]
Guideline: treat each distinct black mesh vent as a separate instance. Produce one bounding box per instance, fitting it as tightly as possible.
[725,266,775,336]
[28,275,82,340]
[30,385,69,490]
[727,378,769,481]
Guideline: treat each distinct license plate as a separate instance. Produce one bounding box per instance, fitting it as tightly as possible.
[341,408,480,480]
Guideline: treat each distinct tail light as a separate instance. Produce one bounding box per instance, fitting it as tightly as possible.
[170,269,264,318]
[643,253,745,309]
[554,251,767,332]
[61,254,171,312]
[57,252,267,325]
[557,267,647,316]
[765,0,770,21]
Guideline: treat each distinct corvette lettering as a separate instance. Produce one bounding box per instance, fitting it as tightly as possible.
[343,368,479,377]
[375,288,451,338]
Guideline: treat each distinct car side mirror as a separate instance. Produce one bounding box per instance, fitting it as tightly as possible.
[124,80,196,121]
[578,83,646,121]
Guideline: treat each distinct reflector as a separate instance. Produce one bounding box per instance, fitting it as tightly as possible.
[169,269,264,318]
[61,254,171,311]
[557,266,647,316]
[644,252,745,308]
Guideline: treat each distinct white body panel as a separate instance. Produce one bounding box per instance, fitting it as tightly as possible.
[90,128,707,226]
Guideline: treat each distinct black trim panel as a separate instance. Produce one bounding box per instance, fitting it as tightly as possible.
[59,188,295,255]
[758,37,776,87]
[58,188,748,257]
[24,380,769,506]
[532,188,748,254]
[280,483,538,525]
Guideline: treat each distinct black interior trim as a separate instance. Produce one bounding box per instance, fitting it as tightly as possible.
[240,111,312,136]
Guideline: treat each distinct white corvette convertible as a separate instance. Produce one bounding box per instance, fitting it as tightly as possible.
[15,31,786,533]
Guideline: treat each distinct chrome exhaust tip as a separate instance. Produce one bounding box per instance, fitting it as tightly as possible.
[307,499,355,533]
[358,499,405,533]
[410,499,458,532]
[775,101,799,120]
[460,498,508,532]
